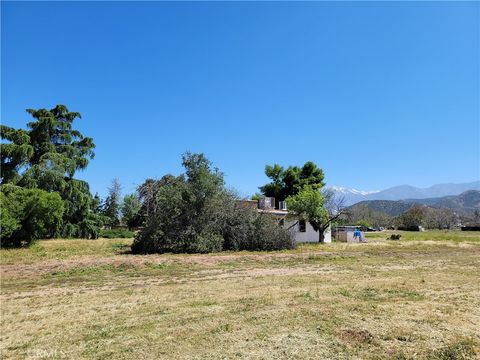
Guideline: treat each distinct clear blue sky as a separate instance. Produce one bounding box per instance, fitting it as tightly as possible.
[2,1,479,198]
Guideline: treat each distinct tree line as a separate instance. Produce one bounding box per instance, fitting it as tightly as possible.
[11,105,464,252]
[344,202,467,230]
[1,104,337,251]
[4,104,459,252]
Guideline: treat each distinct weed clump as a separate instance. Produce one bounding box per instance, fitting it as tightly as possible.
[430,339,477,360]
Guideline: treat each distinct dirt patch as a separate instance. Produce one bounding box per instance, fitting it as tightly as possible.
[339,329,375,345]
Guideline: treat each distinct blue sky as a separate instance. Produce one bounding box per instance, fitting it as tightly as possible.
[2,1,479,198]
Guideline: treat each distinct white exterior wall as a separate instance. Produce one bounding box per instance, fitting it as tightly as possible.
[284,220,331,243]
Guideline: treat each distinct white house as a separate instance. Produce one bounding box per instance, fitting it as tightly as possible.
[243,197,332,243]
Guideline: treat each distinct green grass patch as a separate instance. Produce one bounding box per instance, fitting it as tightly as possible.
[354,287,425,302]
[366,230,480,243]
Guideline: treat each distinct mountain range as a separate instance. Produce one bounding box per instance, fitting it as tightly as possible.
[348,190,480,217]
[330,181,480,206]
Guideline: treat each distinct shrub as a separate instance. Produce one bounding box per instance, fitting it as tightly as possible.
[222,208,295,251]
[99,228,135,239]
[185,232,224,253]
[0,185,64,247]
[250,213,295,251]
[0,194,21,240]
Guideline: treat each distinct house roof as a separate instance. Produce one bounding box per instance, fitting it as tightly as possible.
[258,209,288,216]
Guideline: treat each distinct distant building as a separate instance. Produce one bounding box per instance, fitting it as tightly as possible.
[333,226,366,243]
[240,197,332,243]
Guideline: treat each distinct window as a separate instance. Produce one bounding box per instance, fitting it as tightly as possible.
[299,220,306,232]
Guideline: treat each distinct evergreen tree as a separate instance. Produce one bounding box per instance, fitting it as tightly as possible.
[1,105,101,239]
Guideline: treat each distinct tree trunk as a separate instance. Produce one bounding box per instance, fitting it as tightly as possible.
[318,229,325,243]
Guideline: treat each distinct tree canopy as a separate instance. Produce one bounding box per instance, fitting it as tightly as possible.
[121,193,142,229]
[259,161,325,204]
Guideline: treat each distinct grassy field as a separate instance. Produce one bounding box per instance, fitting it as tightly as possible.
[1,231,479,359]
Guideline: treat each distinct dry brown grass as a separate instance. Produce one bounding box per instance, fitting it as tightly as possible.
[1,232,479,359]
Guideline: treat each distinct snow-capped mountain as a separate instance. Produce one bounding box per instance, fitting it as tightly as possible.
[329,181,480,206]
[330,186,380,196]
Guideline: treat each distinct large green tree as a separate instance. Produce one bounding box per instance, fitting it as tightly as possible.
[259,161,348,242]
[1,105,101,240]
[287,186,348,243]
[286,186,328,242]
[259,161,325,205]
[132,153,294,254]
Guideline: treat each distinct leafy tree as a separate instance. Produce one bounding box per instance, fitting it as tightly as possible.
[355,220,372,228]
[286,185,330,242]
[286,186,348,242]
[260,161,346,242]
[423,208,457,230]
[347,203,392,228]
[251,193,263,201]
[103,179,122,226]
[259,161,325,205]
[395,205,426,230]
[121,193,142,229]
[0,185,64,247]
[132,153,294,254]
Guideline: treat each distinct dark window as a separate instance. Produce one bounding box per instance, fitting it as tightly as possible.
[299,220,306,232]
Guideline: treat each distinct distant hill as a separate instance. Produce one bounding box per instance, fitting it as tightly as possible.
[348,190,480,217]
[349,200,414,217]
[407,190,480,215]
[331,181,480,206]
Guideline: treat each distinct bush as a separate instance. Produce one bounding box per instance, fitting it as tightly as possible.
[0,185,64,247]
[131,153,294,254]
[185,232,224,253]
[99,228,135,239]
[222,208,295,251]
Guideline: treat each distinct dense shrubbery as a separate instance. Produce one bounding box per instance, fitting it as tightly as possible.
[0,185,64,247]
[99,228,135,239]
[131,153,294,254]
[222,207,294,251]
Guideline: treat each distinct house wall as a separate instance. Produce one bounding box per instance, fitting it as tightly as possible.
[284,220,331,243]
